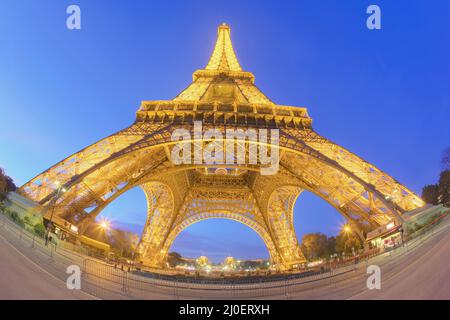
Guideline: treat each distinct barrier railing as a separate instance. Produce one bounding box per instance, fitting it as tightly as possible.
[0,209,449,299]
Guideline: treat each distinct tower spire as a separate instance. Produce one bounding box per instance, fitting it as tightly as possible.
[205,23,242,71]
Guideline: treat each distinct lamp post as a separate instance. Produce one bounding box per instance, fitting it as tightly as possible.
[343,224,351,257]
[45,182,66,246]
[399,226,404,245]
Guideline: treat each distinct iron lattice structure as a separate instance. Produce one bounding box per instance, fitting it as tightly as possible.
[19,24,424,270]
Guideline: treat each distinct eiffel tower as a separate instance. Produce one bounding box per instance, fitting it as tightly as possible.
[18,24,424,270]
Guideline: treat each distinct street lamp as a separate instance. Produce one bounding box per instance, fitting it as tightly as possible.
[341,224,352,257]
[343,225,351,233]
[99,219,110,230]
[45,182,66,246]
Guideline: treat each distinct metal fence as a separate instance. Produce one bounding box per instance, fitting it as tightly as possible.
[0,211,449,300]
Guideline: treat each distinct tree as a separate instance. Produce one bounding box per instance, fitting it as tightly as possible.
[0,168,17,193]
[438,170,450,207]
[442,147,450,170]
[422,184,440,205]
[33,223,46,238]
[84,222,139,258]
[108,228,139,259]
[326,236,336,256]
[167,252,183,268]
[300,233,332,260]
[335,226,364,256]
[335,233,362,255]
[300,226,369,260]
[0,168,17,203]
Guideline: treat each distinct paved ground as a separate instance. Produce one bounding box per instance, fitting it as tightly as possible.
[279,220,450,300]
[0,216,448,300]
[348,227,450,299]
[0,233,93,300]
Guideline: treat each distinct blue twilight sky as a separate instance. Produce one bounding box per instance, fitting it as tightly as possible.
[0,1,449,262]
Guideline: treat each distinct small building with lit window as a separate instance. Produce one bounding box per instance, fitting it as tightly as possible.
[366,204,449,251]
[366,220,403,252]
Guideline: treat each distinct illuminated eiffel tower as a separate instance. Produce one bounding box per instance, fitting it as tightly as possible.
[19,24,424,270]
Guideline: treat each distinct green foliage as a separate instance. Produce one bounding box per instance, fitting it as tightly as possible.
[300,222,371,260]
[9,210,25,227]
[442,147,450,171]
[406,222,421,234]
[84,222,139,259]
[9,210,18,221]
[0,168,17,195]
[300,233,335,260]
[438,170,450,207]
[405,212,443,236]
[424,213,440,225]
[422,184,440,205]
[421,147,450,207]
[0,167,17,218]
[33,223,46,238]
[336,233,362,255]
[23,215,31,225]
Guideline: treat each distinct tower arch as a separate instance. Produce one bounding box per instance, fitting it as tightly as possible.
[160,213,280,268]
[17,24,424,271]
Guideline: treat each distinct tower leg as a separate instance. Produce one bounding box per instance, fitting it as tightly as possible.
[254,185,307,270]
[137,182,176,268]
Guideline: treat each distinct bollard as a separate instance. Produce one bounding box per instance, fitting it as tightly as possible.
[174,279,178,300]
[82,259,88,279]
[121,270,128,293]
[284,278,288,298]
[49,244,54,261]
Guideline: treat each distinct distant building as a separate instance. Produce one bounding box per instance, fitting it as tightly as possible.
[366,204,449,251]
[222,256,237,270]
[196,256,210,267]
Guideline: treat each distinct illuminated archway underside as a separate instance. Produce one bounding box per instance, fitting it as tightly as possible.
[18,24,424,270]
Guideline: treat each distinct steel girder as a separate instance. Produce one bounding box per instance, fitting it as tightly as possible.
[18,123,423,270]
[17,24,425,270]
